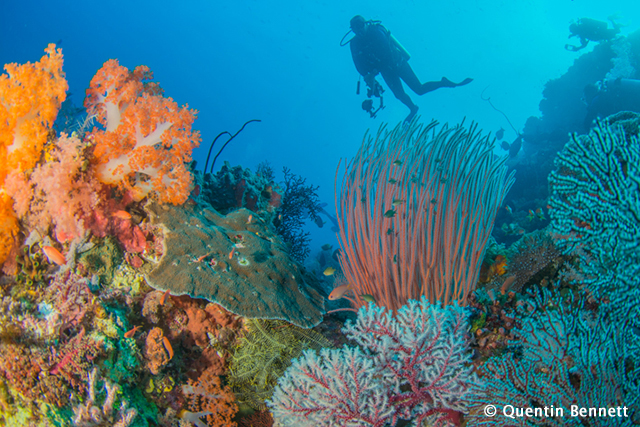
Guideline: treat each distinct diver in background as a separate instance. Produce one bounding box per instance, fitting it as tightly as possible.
[565,17,621,51]
[583,78,640,128]
[346,15,473,123]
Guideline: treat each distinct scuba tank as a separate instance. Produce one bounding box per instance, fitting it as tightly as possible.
[389,34,410,62]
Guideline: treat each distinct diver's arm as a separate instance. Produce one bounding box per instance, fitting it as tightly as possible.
[579,37,589,49]
[350,41,373,77]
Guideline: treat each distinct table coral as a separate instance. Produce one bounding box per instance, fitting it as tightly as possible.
[143,201,325,328]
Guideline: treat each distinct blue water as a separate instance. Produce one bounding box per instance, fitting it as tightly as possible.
[1,0,635,251]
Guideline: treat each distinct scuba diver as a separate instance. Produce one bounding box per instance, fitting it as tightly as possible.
[342,15,473,123]
[565,17,621,51]
[583,78,640,128]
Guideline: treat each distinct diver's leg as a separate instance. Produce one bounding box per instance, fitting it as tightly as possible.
[382,71,418,121]
[398,62,472,95]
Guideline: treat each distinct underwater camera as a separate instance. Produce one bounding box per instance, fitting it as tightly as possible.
[359,79,385,118]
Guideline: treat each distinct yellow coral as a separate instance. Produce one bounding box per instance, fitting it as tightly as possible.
[229,319,332,410]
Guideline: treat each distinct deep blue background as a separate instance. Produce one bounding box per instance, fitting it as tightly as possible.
[1,0,635,253]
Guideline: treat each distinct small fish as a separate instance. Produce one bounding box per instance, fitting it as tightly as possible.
[387,227,393,235]
[160,289,171,305]
[361,197,366,203]
[42,245,66,266]
[247,214,253,224]
[527,209,535,221]
[321,244,333,251]
[229,248,236,259]
[505,205,512,214]
[192,184,201,196]
[124,326,141,338]
[496,127,505,140]
[500,276,516,295]
[388,178,397,184]
[323,267,336,276]
[360,294,376,304]
[162,337,174,360]
[430,198,437,204]
[501,140,510,151]
[332,249,341,262]
[328,283,352,300]
[392,199,404,207]
[393,254,397,263]
[384,209,396,218]
[314,216,324,228]
[111,210,132,220]
[535,207,545,220]
[392,160,402,166]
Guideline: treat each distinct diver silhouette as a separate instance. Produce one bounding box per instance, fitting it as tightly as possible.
[344,15,473,123]
[565,17,621,52]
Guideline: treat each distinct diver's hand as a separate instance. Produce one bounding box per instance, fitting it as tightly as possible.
[364,71,378,86]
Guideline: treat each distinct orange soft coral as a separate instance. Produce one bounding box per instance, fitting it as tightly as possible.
[0,44,67,183]
[183,367,238,427]
[85,59,200,205]
[0,190,19,266]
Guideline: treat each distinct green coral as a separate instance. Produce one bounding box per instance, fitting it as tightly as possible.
[12,244,48,302]
[77,236,123,286]
[101,336,141,385]
[229,318,332,410]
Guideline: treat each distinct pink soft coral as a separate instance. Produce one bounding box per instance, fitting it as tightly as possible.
[4,133,101,241]
[85,59,201,205]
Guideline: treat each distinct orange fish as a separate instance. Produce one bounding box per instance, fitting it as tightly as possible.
[112,210,132,220]
[229,248,235,259]
[500,275,517,295]
[247,214,253,224]
[328,283,352,300]
[160,289,171,305]
[124,326,141,338]
[163,337,174,360]
[42,245,66,266]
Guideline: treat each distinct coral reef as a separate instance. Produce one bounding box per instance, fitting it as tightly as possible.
[228,318,332,410]
[182,367,238,427]
[268,297,480,426]
[200,162,282,216]
[490,227,564,294]
[143,201,325,328]
[72,368,138,427]
[273,167,322,262]
[549,112,640,322]
[85,59,201,205]
[467,289,639,426]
